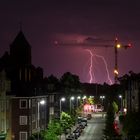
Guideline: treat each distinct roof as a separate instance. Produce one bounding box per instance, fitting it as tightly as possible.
[10,30,31,48]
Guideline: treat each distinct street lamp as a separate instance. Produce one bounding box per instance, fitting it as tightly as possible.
[77,96,81,107]
[100,96,105,105]
[37,99,46,140]
[82,95,87,99]
[60,97,65,119]
[119,95,122,112]
[70,96,75,114]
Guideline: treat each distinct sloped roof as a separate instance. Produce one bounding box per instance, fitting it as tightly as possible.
[10,30,31,48]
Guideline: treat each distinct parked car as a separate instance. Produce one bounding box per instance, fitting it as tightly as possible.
[66,134,75,140]
[79,123,85,129]
[76,126,83,133]
[73,129,80,139]
[77,116,83,124]
[81,118,88,126]
[87,114,92,120]
[66,138,74,140]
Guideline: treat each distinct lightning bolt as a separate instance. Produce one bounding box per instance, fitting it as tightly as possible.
[85,49,113,85]
[93,52,113,85]
[85,49,96,83]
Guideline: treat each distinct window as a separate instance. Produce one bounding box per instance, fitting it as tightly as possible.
[19,132,27,140]
[31,99,36,107]
[20,116,27,125]
[0,101,4,112]
[0,119,4,131]
[32,114,36,122]
[6,100,9,111]
[20,99,27,109]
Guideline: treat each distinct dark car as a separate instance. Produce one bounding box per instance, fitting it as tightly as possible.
[73,129,81,138]
[87,114,92,120]
[66,138,74,140]
[66,134,75,140]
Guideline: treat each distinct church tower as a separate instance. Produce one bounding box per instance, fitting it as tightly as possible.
[10,30,31,66]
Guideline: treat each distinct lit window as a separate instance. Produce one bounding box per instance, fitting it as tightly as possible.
[20,99,27,109]
[19,132,27,140]
[20,116,27,125]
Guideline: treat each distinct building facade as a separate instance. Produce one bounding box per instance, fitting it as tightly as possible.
[0,70,12,140]
[119,72,140,113]
[11,96,48,140]
[0,30,50,140]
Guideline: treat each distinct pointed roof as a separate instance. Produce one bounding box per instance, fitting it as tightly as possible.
[10,30,31,48]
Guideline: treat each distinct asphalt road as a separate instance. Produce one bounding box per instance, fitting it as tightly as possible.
[79,113,106,140]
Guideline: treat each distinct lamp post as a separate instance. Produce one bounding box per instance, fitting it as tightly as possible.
[70,96,74,114]
[59,97,65,140]
[119,95,122,112]
[100,96,105,105]
[77,96,81,108]
[37,99,46,140]
[82,95,87,100]
[60,97,65,119]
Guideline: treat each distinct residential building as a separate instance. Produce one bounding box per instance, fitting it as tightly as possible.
[0,70,12,140]
[119,72,140,113]
[11,96,48,140]
[0,30,50,140]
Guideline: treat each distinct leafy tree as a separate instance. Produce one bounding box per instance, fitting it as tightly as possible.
[112,101,118,113]
[43,75,60,93]
[75,103,83,116]
[60,112,73,131]
[123,112,140,138]
[104,102,118,139]
[41,129,58,140]
[60,72,81,94]
[49,120,62,135]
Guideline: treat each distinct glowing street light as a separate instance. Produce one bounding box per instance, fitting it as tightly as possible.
[100,96,105,105]
[37,99,46,140]
[82,95,87,99]
[77,96,81,107]
[70,96,75,114]
[119,95,123,112]
[60,97,65,119]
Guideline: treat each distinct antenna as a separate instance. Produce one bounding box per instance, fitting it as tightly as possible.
[19,21,23,31]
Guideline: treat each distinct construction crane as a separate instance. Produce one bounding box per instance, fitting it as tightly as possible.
[113,38,132,84]
[54,37,132,84]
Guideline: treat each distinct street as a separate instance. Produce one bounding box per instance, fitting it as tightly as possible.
[79,113,106,140]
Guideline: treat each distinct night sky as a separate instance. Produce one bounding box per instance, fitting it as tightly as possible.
[0,0,140,84]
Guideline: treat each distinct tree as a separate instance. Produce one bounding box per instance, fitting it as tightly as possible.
[112,101,118,113]
[60,72,81,94]
[123,112,140,139]
[104,102,118,139]
[43,75,60,93]
[42,130,58,140]
[41,120,61,140]
[60,112,74,132]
